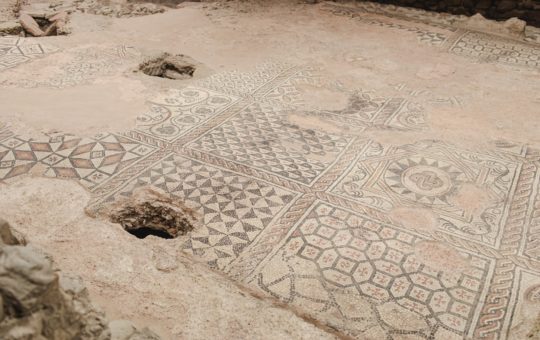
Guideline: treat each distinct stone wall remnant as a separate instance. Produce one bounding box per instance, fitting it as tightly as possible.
[365,0,540,27]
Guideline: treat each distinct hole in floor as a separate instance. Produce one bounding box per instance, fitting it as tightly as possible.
[138,53,197,80]
[126,226,174,239]
[108,187,198,240]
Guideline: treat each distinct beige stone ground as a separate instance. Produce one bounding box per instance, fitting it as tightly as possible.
[1,0,540,339]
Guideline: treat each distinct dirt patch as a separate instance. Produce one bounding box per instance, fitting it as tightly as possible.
[414,240,470,273]
[449,183,492,215]
[138,53,197,80]
[389,207,438,232]
[528,313,540,339]
[296,84,349,111]
[108,187,198,239]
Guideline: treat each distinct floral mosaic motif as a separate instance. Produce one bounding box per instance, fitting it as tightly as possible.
[135,87,240,142]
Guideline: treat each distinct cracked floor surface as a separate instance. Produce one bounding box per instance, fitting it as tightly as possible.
[1,1,540,339]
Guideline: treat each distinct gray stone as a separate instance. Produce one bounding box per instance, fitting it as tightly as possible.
[0,244,106,339]
[0,220,161,340]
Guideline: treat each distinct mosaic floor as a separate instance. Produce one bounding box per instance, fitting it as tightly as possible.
[1,2,540,339]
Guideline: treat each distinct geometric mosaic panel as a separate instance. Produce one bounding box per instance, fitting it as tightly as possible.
[322,3,540,70]
[449,31,540,69]
[113,154,297,269]
[0,36,57,72]
[40,133,156,189]
[2,45,140,88]
[522,176,540,260]
[253,201,494,339]
[135,87,240,143]
[313,90,427,131]
[189,101,353,185]
[330,140,521,247]
[321,3,450,46]
[0,136,39,181]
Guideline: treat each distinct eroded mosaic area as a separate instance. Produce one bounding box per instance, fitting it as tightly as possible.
[1,5,539,337]
[0,45,140,88]
[0,37,57,72]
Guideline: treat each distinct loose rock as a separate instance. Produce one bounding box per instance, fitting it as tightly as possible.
[0,219,23,246]
[138,53,197,80]
[0,220,161,340]
[19,13,44,37]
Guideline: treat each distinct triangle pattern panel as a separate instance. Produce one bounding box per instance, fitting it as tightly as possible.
[116,154,296,269]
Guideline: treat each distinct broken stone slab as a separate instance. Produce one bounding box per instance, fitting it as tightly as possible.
[19,10,55,20]
[19,13,44,37]
[504,17,527,36]
[19,2,56,19]
[47,11,68,22]
[0,20,23,36]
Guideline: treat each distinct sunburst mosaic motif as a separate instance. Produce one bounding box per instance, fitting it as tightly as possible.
[384,156,466,205]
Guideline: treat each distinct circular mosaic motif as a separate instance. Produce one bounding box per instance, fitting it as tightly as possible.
[401,165,453,197]
[384,157,465,204]
[526,285,540,304]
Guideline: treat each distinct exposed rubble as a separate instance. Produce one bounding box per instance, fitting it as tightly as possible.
[460,13,527,38]
[138,53,197,80]
[0,218,160,340]
[0,21,23,36]
[107,187,198,239]
[17,4,71,37]
[68,0,166,18]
